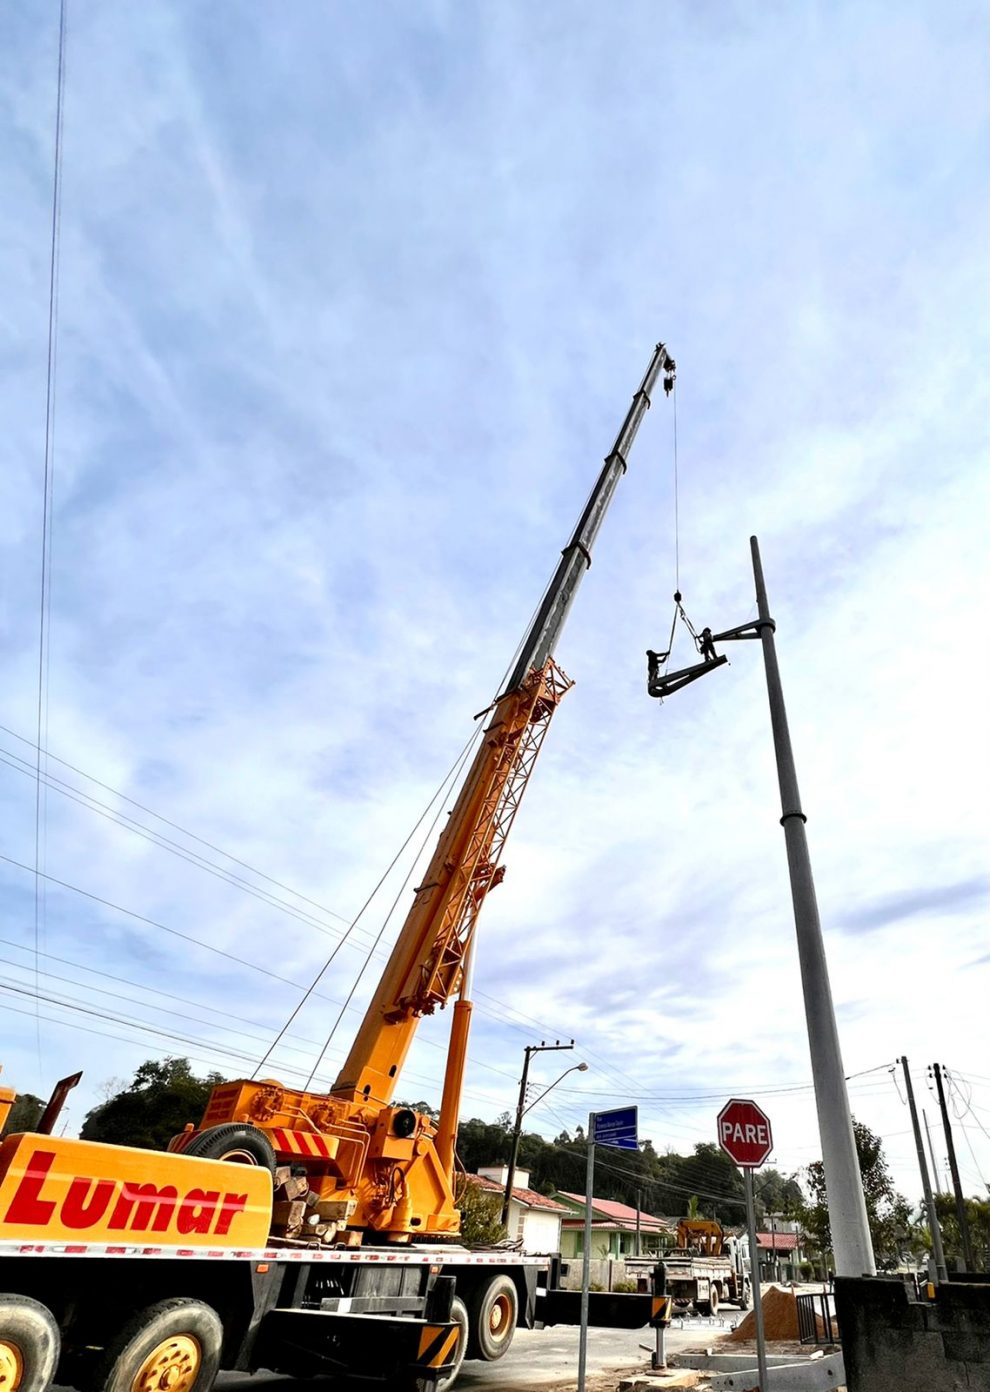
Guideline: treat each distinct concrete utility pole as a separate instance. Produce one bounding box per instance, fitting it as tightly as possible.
[900,1057,947,1282]
[709,539,875,1277]
[931,1063,975,1271]
[502,1041,582,1228]
[748,538,875,1278]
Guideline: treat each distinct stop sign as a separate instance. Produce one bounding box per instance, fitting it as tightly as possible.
[717,1098,773,1168]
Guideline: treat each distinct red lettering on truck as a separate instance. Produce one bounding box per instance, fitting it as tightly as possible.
[2,1148,254,1238]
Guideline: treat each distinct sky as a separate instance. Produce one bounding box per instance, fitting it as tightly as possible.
[1,1,988,1223]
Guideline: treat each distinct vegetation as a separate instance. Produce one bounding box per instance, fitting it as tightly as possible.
[799,1120,911,1270]
[80,1057,812,1234]
[1,1092,44,1137]
[81,1058,222,1150]
[933,1192,990,1270]
[455,1113,801,1225]
[454,1174,507,1245]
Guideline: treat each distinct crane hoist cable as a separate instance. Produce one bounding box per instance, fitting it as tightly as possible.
[646,380,728,700]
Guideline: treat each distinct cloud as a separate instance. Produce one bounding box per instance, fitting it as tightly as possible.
[1,1,987,1205]
[839,879,989,934]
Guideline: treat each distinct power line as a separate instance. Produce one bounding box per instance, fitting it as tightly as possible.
[33,0,68,1082]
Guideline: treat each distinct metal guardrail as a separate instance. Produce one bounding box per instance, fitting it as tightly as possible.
[796,1289,839,1345]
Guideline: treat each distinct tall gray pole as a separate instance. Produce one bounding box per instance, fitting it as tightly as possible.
[744,1168,769,1392]
[900,1057,947,1282]
[578,1113,596,1392]
[932,1063,975,1270]
[750,536,875,1277]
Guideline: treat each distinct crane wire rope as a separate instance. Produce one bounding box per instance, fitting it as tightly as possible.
[301,723,484,1090]
[32,0,68,1079]
[255,537,566,1085]
[251,721,482,1080]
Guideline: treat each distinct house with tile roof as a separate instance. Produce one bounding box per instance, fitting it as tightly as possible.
[471,1167,570,1254]
[553,1191,676,1259]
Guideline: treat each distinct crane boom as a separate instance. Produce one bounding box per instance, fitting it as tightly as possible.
[335,343,675,1108]
[180,342,675,1242]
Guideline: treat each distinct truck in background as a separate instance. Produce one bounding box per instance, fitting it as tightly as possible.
[630,1219,750,1315]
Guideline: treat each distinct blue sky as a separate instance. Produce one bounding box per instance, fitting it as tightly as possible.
[2,1,988,1210]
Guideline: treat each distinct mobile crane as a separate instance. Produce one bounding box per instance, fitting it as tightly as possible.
[1,342,675,1391]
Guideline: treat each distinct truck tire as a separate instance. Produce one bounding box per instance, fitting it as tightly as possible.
[0,1294,60,1392]
[181,1124,276,1174]
[708,1284,720,1316]
[87,1299,222,1392]
[737,1283,751,1310]
[465,1275,517,1361]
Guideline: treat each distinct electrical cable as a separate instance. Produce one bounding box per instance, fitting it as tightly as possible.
[303,724,484,1090]
[253,721,482,1079]
[0,749,379,956]
[33,0,68,1080]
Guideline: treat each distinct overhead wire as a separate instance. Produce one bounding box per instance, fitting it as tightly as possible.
[253,721,482,1080]
[32,0,68,1080]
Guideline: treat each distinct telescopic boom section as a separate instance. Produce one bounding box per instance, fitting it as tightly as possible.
[333,343,675,1120]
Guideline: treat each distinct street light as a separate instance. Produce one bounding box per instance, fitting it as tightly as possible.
[501,1042,588,1229]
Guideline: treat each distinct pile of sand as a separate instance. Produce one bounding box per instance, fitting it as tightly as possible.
[726,1285,828,1343]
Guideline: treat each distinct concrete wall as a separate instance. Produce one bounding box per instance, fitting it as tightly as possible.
[834,1275,990,1392]
[557,1257,637,1292]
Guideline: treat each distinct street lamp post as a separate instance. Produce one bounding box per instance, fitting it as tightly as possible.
[501,1042,588,1230]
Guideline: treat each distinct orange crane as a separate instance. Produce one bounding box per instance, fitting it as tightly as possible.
[167,341,676,1245]
[0,345,677,1390]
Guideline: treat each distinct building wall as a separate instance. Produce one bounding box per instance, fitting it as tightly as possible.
[518,1208,561,1254]
[560,1227,661,1259]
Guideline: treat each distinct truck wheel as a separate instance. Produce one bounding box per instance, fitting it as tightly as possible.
[88,1299,222,1392]
[0,1294,60,1392]
[737,1283,751,1310]
[415,1295,468,1392]
[708,1285,720,1316]
[466,1275,517,1362]
[181,1124,276,1174]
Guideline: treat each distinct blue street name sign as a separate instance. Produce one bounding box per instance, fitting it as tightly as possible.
[592,1106,638,1150]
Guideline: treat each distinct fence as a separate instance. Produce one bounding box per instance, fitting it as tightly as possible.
[796,1289,839,1345]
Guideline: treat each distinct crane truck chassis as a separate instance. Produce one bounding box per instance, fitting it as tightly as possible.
[0,1128,668,1390]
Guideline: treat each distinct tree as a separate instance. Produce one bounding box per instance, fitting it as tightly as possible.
[666,1144,746,1223]
[754,1168,805,1224]
[800,1120,911,1270]
[81,1058,223,1151]
[1,1093,44,1137]
[933,1192,990,1270]
[454,1175,507,1245]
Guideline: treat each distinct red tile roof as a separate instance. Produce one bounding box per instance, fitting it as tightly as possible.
[755,1231,801,1251]
[556,1192,674,1232]
[467,1174,569,1214]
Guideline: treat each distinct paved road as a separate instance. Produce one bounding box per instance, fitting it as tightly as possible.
[455,1316,734,1389]
[219,1313,737,1392]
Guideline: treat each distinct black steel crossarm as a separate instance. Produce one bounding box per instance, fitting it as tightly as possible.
[647,654,728,699]
[710,618,775,642]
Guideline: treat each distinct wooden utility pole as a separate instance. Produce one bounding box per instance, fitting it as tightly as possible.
[931,1063,975,1270]
[900,1057,947,1282]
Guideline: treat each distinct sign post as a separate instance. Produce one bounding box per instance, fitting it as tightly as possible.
[578,1107,638,1392]
[718,1098,772,1392]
